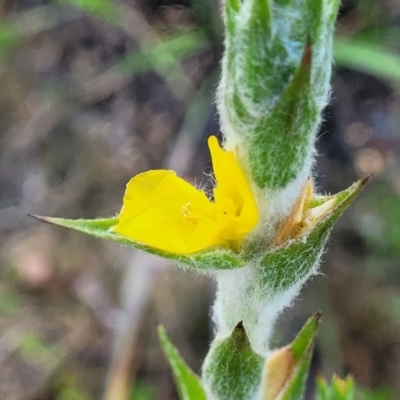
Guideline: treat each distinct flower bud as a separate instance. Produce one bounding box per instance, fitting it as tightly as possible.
[218,0,341,195]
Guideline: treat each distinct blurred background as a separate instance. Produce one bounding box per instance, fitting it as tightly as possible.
[0,0,400,399]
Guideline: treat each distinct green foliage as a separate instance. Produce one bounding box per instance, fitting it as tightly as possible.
[24,0,374,398]
[355,387,394,400]
[213,178,367,355]
[316,376,355,400]
[203,322,264,400]
[57,0,118,20]
[118,29,208,83]
[218,0,341,190]
[279,356,312,400]
[247,42,316,189]
[29,216,245,270]
[30,176,367,275]
[291,313,320,361]
[130,382,156,400]
[201,313,320,400]
[259,178,368,292]
[334,38,400,82]
[265,314,321,400]
[56,375,88,400]
[158,326,207,400]
[0,22,20,55]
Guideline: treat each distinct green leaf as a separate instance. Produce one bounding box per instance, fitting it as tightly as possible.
[30,215,245,271]
[316,378,330,400]
[279,357,311,400]
[202,178,368,354]
[355,386,393,400]
[279,316,320,400]
[218,0,340,190]
[334,38,400,82]
[158,326,207,400]
[224,0,240,37]
[316,375,355,400]
[248,40,316,189]
[129,380,156,400]
[0,21,20,52]
[291,312,321,361]
[263,314,321,400]
[119,30,208,76]
[130,381,155,400]
[258,177,369,292]
[57,0,118,20]
[203,322,264,400]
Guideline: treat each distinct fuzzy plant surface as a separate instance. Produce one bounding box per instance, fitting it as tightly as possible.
[33,0,367,399]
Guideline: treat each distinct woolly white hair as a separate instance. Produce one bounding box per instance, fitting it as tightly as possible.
[212,254,322,356]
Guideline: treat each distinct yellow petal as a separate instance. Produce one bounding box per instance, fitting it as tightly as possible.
[114,137,259,254]
[208,136,259,241]
[114,170,226,254]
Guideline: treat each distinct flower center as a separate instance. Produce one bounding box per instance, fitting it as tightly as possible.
[181,202,200,226]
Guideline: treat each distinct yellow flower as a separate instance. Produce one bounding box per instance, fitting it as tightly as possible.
[113,136,259,254]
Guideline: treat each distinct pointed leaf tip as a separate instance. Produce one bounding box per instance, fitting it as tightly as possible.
[263,314,321,400]
[247,31,314,189]
[361,174,371,186]
[234,320,244,331]
[278,315,320,399]
[231,320,253,351]
[291,313,321,361]
[28,214,47,222]
[203,322,264,400]
[30,215,245,271]
[301,38,313,68]
[158,326,207,400]
[316,374,355,400]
